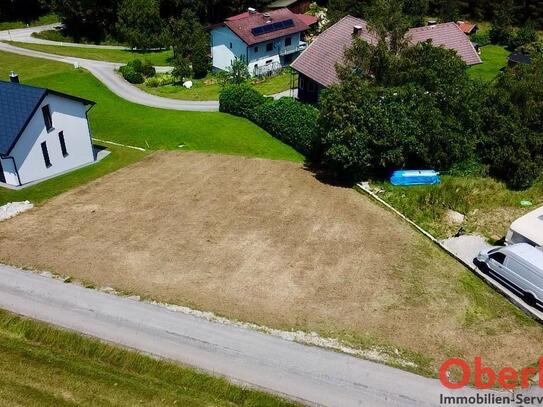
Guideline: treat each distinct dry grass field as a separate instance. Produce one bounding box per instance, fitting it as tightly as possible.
[1,151,542,375]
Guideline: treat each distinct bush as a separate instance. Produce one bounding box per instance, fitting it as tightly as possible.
[471,31,490,47]
[489,24,512,45]
[144,73,175,87]
[219,84,266,122]
[127,59,155,77]
[119,65,144,84]
[508,24,537,51]
[254,98,319,157]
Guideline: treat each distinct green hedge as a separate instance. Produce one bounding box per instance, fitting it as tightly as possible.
[219,84,319,158]
[255,98,319,157]
[219,84,265,122]
[119,65,144,84]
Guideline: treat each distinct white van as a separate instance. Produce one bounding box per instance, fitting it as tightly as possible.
[506,206,543,247]
[476,243,543,307]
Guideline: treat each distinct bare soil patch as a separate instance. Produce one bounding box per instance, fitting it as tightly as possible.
[1,151,542,374]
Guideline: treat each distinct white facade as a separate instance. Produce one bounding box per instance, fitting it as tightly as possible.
[0,93,94,187]
[211,26,305,76]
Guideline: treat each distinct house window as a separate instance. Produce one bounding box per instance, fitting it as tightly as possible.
[41,141,52,168]
[285,37,292,46]
[229,42,233,49]
[265,59,273,64]
[42,105,53,131]
[266,42,273,52]
[59,131,68,157]
[254,46,259,52]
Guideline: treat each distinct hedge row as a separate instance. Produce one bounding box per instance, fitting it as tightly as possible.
[119,59,156,84]
[219,84,319,157]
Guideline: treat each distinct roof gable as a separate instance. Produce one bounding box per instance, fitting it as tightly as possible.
[224,8,309,45]
[291,16,482,88]
[0,80,95,156]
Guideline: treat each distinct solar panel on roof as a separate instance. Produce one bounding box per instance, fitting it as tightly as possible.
[251,19,294,36]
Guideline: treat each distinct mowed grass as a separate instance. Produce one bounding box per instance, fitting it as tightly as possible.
[0,309,295,406]
[6,41,173,66]
[0,50,302,161]
[0,13,57,31]
[0,144,147,207]
[140,70,294,101]
[371,175,543,241]
[468,45,509,82]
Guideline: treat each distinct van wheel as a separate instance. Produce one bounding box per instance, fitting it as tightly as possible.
[524,293,537,307]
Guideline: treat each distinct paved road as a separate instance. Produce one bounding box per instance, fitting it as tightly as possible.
[0,28,219,112]
[0,23,125,49]
[0,264,507,407]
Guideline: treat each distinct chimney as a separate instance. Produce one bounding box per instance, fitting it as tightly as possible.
[9,71,19,84]
[248,7,256,14]
[353,25,362,37]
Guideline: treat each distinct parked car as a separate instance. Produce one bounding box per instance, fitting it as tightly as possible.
[475,243,543,307]
[506,205,543,247]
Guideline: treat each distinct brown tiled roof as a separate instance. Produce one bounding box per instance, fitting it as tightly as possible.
[224,8,310,46]
[296,13,318,26]
[408,22,482,65]
[291,16,482,87]
[456,21,478,34]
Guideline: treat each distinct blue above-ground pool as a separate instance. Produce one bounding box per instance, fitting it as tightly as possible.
[390,170,441,186]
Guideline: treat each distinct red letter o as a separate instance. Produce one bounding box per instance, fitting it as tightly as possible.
[439,358,471,389]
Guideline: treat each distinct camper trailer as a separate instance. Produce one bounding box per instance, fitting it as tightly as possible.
[506,206,543,247]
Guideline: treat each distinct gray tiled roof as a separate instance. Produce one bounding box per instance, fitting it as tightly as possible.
[0,80,46,155]
[0,80,94,156]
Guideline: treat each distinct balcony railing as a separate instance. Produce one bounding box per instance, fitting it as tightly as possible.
[278,41,307,56]
[253,61,282,77]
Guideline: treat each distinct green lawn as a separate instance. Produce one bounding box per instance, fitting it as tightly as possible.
[0,144,146,207]
[32,28,125,46]
[139,70,295,101]
[0,14,57,31]
[371,175,543,242]
[0,310,295,406]
[6,41,173,66]
[468,45,509,82]
[0,50,302,159]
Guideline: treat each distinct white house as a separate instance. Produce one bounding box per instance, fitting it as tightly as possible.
[0,74,96,188]
[210,8,316,76]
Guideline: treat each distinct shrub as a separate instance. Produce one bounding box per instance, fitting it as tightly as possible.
[471,31,490,47]
[171,55,192,81]
[489,24,512,45]
[508,24,538,51]
[144,73,175,87]
[219,84,265,122]
[119,65,144,84]
[127,59,155,77]
[254,98,319,157]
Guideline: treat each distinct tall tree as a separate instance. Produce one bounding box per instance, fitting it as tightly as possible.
[117,0,165,49]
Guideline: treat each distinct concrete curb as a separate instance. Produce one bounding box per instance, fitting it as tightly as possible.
[355,182,543,323]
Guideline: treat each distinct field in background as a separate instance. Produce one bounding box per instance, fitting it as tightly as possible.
[5,41,174,66]
[0,14,57,31]
[0,309,295,406]
[1,151,542,377]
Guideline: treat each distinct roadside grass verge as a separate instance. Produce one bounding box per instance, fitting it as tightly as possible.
[468,45,509,82]
[32,28,125,46]
[138,69,295,101]
[5,41,173,65]
[371,175,543,241]
[0,13,57,31]
[0,309,295,406]
[0,50,302,162]
[0,144,147,207]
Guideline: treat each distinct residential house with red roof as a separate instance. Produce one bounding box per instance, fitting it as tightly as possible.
[291,16,482,102]
[210,8,315,76]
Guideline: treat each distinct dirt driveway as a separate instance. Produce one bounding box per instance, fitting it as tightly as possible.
[1,151,542,374]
